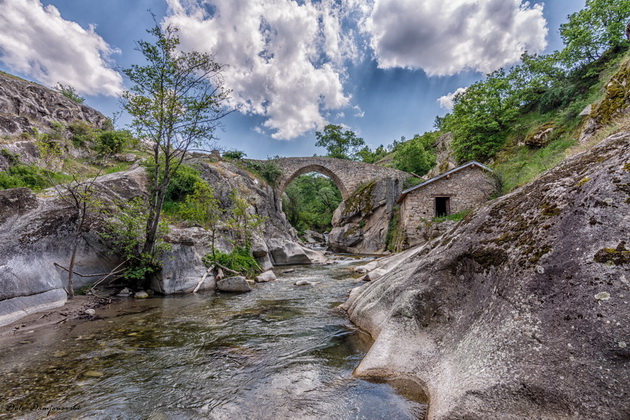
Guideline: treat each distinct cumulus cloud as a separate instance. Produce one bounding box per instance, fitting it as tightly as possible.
[165,0,364,140]
[0,0,123,96]
[363,0,548,76]
[438,87,468,110]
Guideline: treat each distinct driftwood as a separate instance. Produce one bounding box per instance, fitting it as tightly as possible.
[193,265,214,293]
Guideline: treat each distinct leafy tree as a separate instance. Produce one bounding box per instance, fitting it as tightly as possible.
[439,69,519,163]
[179,180,223,260]
[315,124,366,160]
[226,189,266,250]
[560,0,630,66]
[122,22,230,277]
[54,83,85,103]
[393,132,437,175]
[356,144,388,163]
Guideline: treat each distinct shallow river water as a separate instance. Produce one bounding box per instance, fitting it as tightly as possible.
[0,257,427,419]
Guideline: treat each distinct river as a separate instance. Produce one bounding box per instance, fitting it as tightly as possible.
[0,257,427,419]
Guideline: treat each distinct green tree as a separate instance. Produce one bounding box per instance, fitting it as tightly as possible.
[560,0,630,66]
[356,144,388,163]
[282,173,342,233]
[226,189,266,250]
[122,22,230,276]
[54,83,85,104]
[179,180,223,260]
[440,69,519,162]
[393,132,437,175]
[315,124,366,160]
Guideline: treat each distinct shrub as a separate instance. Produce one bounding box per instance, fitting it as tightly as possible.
[203,246,261,278]
[68,121,96,147]
[245,160,282,185]
[223,149,247,160]
[164,164,203,202]
[0,164,67,190]
[95,130,133,155]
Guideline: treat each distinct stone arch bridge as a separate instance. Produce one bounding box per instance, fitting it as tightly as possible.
[253,157,411,199]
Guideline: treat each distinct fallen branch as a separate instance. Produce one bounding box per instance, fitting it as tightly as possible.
[213,262,242,276]
[54,263,123,278]
[193,265,214,293]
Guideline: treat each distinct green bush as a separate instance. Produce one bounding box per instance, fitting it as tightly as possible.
[68,121,96,147]
[203,246,261,278]
[223,149,246,160]
[95,130,133,155]
[0,165,67,190]
[245,160,282,185]
[164,164,203,202]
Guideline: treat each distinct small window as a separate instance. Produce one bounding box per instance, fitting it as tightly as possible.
[435,197,450,217]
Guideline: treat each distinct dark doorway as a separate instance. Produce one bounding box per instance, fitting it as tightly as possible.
[435,197,450,217]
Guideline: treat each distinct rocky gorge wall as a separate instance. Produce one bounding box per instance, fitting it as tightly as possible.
[343,131,630,419]
[0,72,108,137]
[0,157,324,327]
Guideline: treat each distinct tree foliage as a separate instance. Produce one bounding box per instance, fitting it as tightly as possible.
[122,21,230,278]
[54,83,85,103]
[392,132,437,175]
[315,124,366,160]
[560,0,630,66]
[282,173,342,233]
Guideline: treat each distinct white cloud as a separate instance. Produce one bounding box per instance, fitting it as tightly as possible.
[0,0,123,96]
[438,87,468,110]
[363,0,548,76]
[165,0,364,140]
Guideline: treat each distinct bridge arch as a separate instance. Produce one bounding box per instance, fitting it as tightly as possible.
[248,156,411,201]
[277,164,348,199]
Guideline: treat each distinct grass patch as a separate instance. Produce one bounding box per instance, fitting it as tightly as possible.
[432,209,471,223]
[203,247,261,278]
[0,164,70,191]
[494,136,576,194]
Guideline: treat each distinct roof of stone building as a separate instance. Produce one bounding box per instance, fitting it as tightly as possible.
[397,161,493,202]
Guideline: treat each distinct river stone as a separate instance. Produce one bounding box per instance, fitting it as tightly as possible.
[343,131,630,419]
[217,276,251,293]
[134,290,149,299]
[267,239,312,265]
[255,270,276,283]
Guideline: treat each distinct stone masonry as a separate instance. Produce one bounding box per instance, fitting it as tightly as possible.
[267,156,411,199]
[398,162,498,246]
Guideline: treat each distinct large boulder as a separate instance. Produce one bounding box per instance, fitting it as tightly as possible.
[216,276,251,293]
[343,131,630,419]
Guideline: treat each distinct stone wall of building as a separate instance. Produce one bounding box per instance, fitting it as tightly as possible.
[400,165,497,246]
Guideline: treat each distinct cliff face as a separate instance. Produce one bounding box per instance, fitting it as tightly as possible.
[343,131,630,419]
[0,72,108,136]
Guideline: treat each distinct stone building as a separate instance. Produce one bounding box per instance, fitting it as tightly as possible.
[397,161,498,247]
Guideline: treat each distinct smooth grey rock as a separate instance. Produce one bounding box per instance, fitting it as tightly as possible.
[267,238,312,265]
[217,276,251,293]
[343,131,630,420]
[255,270,276,283]
[0,289,66,327]
[294,280,319,286]
[134,290,149,299]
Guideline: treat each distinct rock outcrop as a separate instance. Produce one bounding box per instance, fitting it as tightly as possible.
[426,132,456,179]
[328,177,402,254]
[343,131,630,419]
[0,72,108,136]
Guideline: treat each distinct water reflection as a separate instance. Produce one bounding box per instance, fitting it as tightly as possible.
[0,259,427,419]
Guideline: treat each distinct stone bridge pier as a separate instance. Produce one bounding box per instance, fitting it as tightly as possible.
[266,156,410,199]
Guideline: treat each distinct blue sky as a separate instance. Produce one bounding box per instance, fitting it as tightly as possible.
[0,0,585,158]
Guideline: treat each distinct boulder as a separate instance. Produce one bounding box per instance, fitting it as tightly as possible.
[216,276,251,293]
[267,238,312,265]
[343,131,630,419]
[255,270,276,283]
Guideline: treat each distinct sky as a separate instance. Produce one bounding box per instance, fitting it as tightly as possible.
[0,0,586,159]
